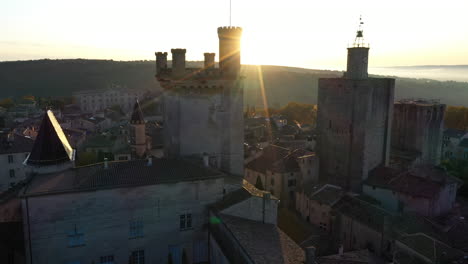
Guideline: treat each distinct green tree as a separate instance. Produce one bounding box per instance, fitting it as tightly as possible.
[0,98,14,109]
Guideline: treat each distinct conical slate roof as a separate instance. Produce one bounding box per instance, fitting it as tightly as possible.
[26,110,74,166]
[130,100,145,124]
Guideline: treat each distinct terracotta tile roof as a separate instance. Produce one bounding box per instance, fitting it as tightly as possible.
[333,195,392,232]
[306,184,344,206]
[212,180,277,211]
[0,133,34,155]
[365,166,457,199]
[460,138,468,148]
[26,110,74,166]
[245,145,291,173]
[219,214,305,264]
[445,128,467,139]
[397,233,466,263]
[23,158,223,197]
[246,145,313,174]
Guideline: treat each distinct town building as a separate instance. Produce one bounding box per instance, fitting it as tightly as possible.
[391,99,446,169]
[316,22,395,192]
[295,184,344,232]
[209,180,308,264]
[156,27,244,176]
[363,166,460,217]
[0,131,33,193]
[332,195,394,258]
[73,86,148,113]
[442,128,468,160]
[244,145,318,207]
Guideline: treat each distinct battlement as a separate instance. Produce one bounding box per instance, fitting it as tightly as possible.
[171,48,187,54]
[155,52,168,56]
[217,26,243,39]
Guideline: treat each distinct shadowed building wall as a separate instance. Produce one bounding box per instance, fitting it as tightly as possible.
[391,100,446,167]
[317,36,395,192]
[156,27,244,176]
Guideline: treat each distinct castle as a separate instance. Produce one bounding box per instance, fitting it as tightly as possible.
[316,26,395,192]
[155,27,244,176]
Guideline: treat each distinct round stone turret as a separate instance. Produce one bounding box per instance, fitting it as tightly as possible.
[204,52,216,69]
[155,52,168,76]
[171,49,186,79]
[217,27,242,78]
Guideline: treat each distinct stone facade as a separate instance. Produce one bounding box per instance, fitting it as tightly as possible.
[74,88,147,113]
[21,178,224,264]
[392,99,446,167]
[244,146,317,207]
[0,134,33,193]
[317,78,395,192]
[156,27,244,176]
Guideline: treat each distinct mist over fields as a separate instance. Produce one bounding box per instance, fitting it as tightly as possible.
[0,60,467,107]
[370,65,468,82]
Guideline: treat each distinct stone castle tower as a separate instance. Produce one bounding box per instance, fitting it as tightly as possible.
[391,99,446,167]
[316,21,395,192]
[130,100,148,158]
[155,27,244,176]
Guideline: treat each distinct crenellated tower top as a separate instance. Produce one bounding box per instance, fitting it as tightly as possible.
[217,26,243,39]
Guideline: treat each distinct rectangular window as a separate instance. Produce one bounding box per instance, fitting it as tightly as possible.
[180,213,192,230]
[288,179,296,187]
[129,220,144,238]
[9,169,15,178]
[100,255,114,264]
[8,155,13,163]
[130,250,144,264]
[68,226,85,247]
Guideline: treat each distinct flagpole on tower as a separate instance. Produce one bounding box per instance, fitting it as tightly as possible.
[230,0,232,26]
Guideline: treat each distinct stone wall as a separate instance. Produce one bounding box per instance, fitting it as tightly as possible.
[22,178,224,264]
[392,102,446,166]
[317,78,394,191]
[163,80,244,176]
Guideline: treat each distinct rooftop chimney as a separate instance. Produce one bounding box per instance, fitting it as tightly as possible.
[339,244,344,256]
[305,246,316,264]
[202,152,209,167]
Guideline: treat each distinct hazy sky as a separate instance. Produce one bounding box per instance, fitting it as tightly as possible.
[2,0,468,69]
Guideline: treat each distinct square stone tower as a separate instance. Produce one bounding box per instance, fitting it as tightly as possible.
[316,24,395,192]
[391,99,446,167]
[155,27,244,176]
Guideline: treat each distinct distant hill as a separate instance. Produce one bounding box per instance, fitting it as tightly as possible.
[1,59,467,107]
